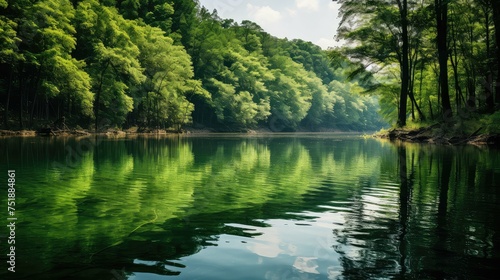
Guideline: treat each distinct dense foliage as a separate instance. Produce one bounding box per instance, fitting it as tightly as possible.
[0,0,385,132]
[337,0,500,131]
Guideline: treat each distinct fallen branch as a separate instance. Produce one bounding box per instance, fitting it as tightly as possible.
[88,210,158,262]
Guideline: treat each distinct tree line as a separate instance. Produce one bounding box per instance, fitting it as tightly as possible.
[336,0,500,131]
[0,0,385,132]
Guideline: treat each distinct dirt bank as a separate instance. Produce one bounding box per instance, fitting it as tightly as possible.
[376,126,500,146]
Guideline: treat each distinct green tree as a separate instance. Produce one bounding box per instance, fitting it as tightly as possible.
[284,39,335,85]
[488,0,500,106]
[74,0,145,130]
[169,0,197,46]
[0,8,22,128]
[141,0,175,32]
[1,0,387,132]
[1,0,93,128]
[128,23,207,130]
[35,0,93,121]
[435,0,452,118]
[206,45,272,129]
[338,0,414,126]
[266,55,313,130]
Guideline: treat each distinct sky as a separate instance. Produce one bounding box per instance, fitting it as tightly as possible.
[196,0,343,50]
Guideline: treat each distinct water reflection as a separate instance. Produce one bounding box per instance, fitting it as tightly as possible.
[0,136,499,279]
[331,142,500,280]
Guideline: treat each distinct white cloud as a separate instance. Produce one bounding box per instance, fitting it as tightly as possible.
[296,0,319,11]
[247,4,283,24]
[287,8,297,17]
[328,2,340,11]
[199,0,343,50]
[316,37,340,50]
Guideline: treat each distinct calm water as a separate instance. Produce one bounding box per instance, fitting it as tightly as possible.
[0,134,499,280]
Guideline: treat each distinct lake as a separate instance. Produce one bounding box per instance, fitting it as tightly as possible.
[0,134,499,279]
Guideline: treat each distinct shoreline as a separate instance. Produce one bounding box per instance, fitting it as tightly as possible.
[3,127,498,146]
[0,128,367,138]
[375,126,500,146]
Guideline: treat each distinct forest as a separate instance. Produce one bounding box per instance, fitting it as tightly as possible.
[0,0,499,133]
[337,0,500,135]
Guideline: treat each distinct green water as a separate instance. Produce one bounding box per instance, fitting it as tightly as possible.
[0,134,499,279]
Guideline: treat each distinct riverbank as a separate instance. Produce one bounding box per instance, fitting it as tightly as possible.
[0,130,37,136]
[0,128,243,137]
[375,125,500,146]
[0,125,364,137]
[4,126,498,146]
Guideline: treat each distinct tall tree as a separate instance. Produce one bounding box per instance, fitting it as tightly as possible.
[435,0,453,118]
[337,0,414,126]
[397,0,410,126]
[128,23,207,129]
[0,5,22,128]
[74,0,145,130]
[490,0,500,106]
[1,0,93,128]
[1,0,387,132]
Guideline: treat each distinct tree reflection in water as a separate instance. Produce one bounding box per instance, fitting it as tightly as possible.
[0,136,499,279]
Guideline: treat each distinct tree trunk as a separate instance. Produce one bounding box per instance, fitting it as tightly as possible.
[397,0,409,127]
[466,73,476,109]
[429,99,434,119]
[4,69,13,129]
[95,60,110,132]
[29,70,41,127]
[409,92,426,121]
[492,0,500,107]
[484,5,495,112]
[465,16,476,110]
[435,0,452,119]
[418,61,429,120]
[449,17,464,112]
[449,52,463,112]
[409,54,426,121]
[18,66,24,129]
